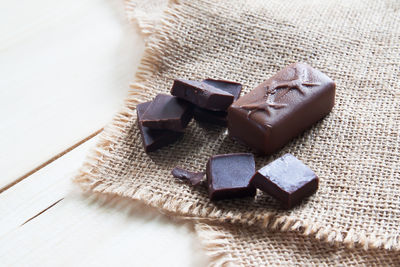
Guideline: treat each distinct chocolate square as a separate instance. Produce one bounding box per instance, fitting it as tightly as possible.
[206,153,256,200]
[251,153,319,208]
[137,101,183,152]
[140,94,193,132]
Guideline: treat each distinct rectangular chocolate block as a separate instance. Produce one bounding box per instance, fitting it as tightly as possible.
[193,79,243,126]
[137,101,183,152]
[170,79,234,111]
[206,153,256,201]
[250,153,319,208]
[140,94,193,132]
[227,63,335,155]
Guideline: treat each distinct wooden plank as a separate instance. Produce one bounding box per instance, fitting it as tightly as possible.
[0,0,145,188]
[0,136,99,236]
[0,1,208,265]
[0,129,102,194]
[1,194,208,267]
[0,136,208,267]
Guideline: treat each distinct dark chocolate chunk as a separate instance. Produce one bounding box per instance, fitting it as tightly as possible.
[170,79,234,111]
[206,153,256,201]
[227,62,335,155]
[193,79,243,126]
[171,167,205,186]
[251,153,319,208]
[193,108,228,126]
[202,79,242,100]
[137,101,183,152]
[140,94,193,132]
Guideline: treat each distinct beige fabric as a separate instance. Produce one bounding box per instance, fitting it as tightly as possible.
[195,223,400,267]
[124,0,171,36]
[75,0,400,253]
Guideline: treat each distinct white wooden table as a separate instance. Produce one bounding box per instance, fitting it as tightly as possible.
[0,0,208,266]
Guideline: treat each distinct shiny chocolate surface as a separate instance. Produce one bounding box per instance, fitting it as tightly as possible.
[140,94,193,132]
[251,153,319,208]
[171,79,234,111]
[137,101,183,152]
[228,63,335,154]
[206,153,256,201]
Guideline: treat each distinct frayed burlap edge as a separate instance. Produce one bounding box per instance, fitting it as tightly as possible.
[195,224,236,267]
[194,222,400,267]
[73,0,400,252]
[124,0,153,36]
[124,0,178,37]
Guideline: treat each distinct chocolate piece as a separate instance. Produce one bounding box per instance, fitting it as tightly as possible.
[251,154,319,208]
[171,167,205,186]
[193,108,228,126]
[228,63,335,155]
[140,94,193,132]
[193,79,243,126]
[137,101,183,152]
[202,79,242,100]
[206,153,256,201]
[170,79,234,111]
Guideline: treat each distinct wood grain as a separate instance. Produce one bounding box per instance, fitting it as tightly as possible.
[0,0,145,188]
[0,1,209,266]
[0,135,208,266]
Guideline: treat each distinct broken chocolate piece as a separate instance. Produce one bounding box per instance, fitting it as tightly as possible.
[228,62,335,154]
[140,94,193,132]
[193,108,228,126]
[171,167,205,186]
[206,153,256,201]
[202,79,242,100]
[137,102,183,152]
[170,79,234,111]
[193,79,243,126]
[251,153,319,208]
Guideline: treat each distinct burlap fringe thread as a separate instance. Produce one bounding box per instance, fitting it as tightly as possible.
[195,224,236,267]
[74,0,400,257]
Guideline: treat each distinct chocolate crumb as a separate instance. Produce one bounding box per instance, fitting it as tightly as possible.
[171,167,205,186]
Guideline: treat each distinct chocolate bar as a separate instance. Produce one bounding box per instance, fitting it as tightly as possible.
[227,63,335,154]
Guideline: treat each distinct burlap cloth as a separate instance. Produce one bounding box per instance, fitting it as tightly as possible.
[75,0,400,264]
[195,223,400,266]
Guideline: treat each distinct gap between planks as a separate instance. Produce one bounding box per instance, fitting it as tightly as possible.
[0,128,103,194]
[20,198,64,226]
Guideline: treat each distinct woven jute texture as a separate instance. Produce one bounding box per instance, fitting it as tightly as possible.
[75,0,400,252]
[195,223,400,266]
